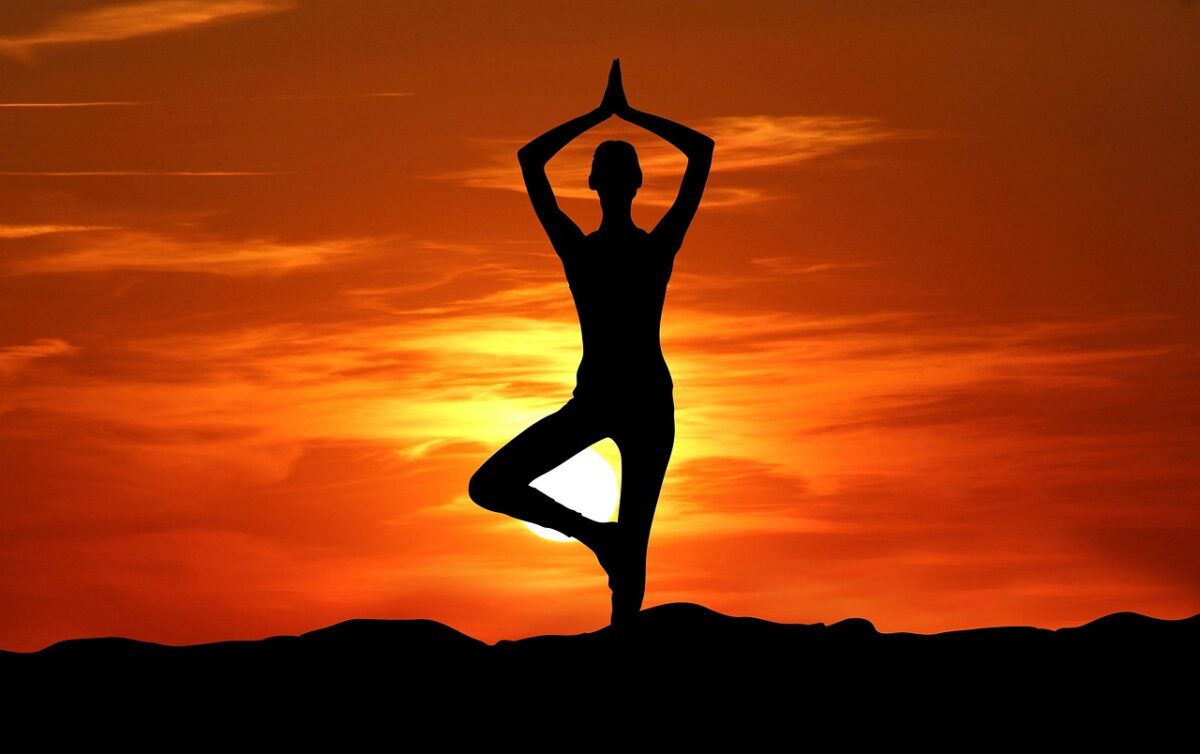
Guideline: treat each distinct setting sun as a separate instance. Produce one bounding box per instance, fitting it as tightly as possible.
[525,448,620,542]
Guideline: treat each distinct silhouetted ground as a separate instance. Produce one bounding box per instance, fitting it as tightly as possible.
[3,603,1194,731]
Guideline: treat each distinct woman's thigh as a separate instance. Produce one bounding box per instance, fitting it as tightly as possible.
[609,392,676,523]
[476,399,609,486]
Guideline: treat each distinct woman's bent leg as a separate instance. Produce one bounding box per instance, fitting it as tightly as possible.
[468,400,608,541]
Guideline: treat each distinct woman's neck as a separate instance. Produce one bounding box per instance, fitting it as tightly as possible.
[598,216,636,234]
[598,192,635,233]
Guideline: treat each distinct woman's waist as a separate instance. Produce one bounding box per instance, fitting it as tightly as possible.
[571,369,674,404]
[575,353,671,378]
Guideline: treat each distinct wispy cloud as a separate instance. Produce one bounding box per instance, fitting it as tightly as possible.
[268,92,414,101]
[0,94,411,109]
[0,171,289,177]
[447,115,910,207]
[0,224,120,239]
[0,101,145,108]
[0,0,293,61]
[3,230,385,276]
[746,257,879,278]
[0,338,78,377]
[709,115,908,169]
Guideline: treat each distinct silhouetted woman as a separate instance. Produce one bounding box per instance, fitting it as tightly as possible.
[469,59,713,625]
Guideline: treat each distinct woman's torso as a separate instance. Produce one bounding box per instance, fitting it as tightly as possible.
[562,226,675,401]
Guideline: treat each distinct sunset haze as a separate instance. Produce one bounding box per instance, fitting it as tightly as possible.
[1,0,1197,651]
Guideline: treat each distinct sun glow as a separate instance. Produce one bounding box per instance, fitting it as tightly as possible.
[525,448,620,542]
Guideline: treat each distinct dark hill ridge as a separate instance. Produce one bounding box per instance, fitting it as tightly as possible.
[3,603,1196,714]
[4,602,1196,668]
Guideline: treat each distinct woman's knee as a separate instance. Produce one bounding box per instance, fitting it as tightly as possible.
[468,460,506,510]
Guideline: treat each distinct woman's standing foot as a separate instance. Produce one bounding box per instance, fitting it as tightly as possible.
[578,520,644,626]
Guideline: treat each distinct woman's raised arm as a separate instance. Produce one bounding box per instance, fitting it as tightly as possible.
[607,59,714,254]
[518,105,609,256]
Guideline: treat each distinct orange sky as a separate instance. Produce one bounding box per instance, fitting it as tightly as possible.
[1,1,1198,651]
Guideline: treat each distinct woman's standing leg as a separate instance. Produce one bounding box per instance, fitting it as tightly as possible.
[468,400,609,542]
[608,391,676,623]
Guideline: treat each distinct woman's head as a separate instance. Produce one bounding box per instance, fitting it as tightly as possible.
[588,140,642,198]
